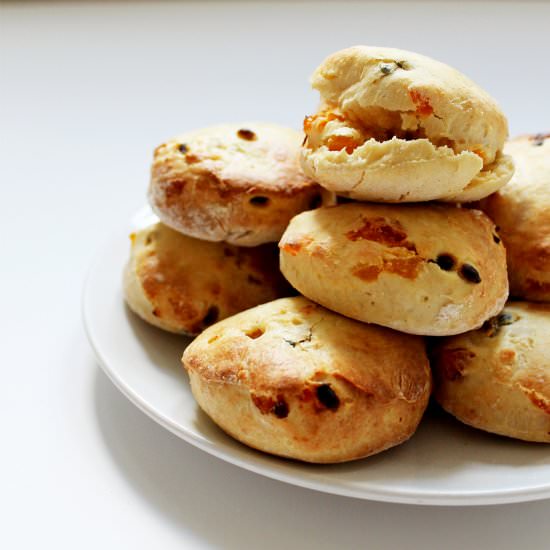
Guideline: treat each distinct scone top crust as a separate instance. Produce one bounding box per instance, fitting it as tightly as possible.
[478,133,550,301]
[431,301,550,442]
[185,297,429,395]
[279,203,508,336]
[153,123,312,194]
[309,46,508,165]
[150,122,332,246]
[183,296,431,463]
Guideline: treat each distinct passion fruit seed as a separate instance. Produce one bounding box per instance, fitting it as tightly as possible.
[380,62,395,75]
[316,384,340,410]
[435,254,456,271]
[496,312,517,326]
[272,400,289,419]
[459,263,482,284]
[483,311,518,337]
[249,196,270,206]
[237,128,257,141]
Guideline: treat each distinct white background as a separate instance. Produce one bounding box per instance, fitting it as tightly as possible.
[2,1,550,548]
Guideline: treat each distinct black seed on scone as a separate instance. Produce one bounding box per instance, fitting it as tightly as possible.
[459,263,481,284]
[237,128,257,141]
[481,310,520,338]
[315,384,340,410]
[249,196,270,206]
[149,122,335,247]
[434,254,456,271]
[123,222,292,335]
[183,296,432,464]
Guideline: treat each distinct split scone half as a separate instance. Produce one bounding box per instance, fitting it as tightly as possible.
[477,133,550,302]
[431,302,550,443]
[301,46,514,202]
[149,122,334,247]
[124,222,292,335]
[279,203,508,336]
[183,297,432,463]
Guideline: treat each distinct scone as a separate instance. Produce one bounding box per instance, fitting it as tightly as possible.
[301,46,513,202]
[279,203,508,336]
[149,122,334,247]
[123,222,292,335]
[431,302,550,443]
[183,297,432,463]
[477,133,550,301]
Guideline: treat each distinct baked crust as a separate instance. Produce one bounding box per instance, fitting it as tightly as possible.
[149,122,334,246]
[183,296,432,463]
[301,46,512,202]
[431,302,550,442]
[477,133,550,301]
[123,223,292,335]
[279,203,508,336]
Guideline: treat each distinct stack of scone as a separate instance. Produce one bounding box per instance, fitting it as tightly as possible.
[126,46,550,464]
[124,123,333,335]
[431,132,550,443]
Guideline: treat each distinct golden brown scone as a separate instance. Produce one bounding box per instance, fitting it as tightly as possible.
[123,222,292,335]
[279,203,508,336]
[477,133,550,301]
[183,296,432,463]
[431,302,550,443]
[149,122,334,246]
[301,46,513,202]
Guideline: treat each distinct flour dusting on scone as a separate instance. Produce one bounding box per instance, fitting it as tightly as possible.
[149,122,334,247]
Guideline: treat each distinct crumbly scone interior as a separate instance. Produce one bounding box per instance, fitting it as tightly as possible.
[442,152,515,203]
[303,104,487,172]
[302,50,509,181]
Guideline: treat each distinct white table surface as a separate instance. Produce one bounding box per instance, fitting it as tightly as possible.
[2,1,550,548]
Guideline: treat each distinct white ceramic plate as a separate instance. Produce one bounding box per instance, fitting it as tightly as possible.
[83,207,550,506]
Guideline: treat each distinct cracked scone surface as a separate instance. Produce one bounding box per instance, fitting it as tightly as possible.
[477,133,550,301]
[279,203,508,336]
[431,302,550,442]
[301,46,513,202]
[149,122,333,247]
[183,296,431,463]
[124,222,292,335]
